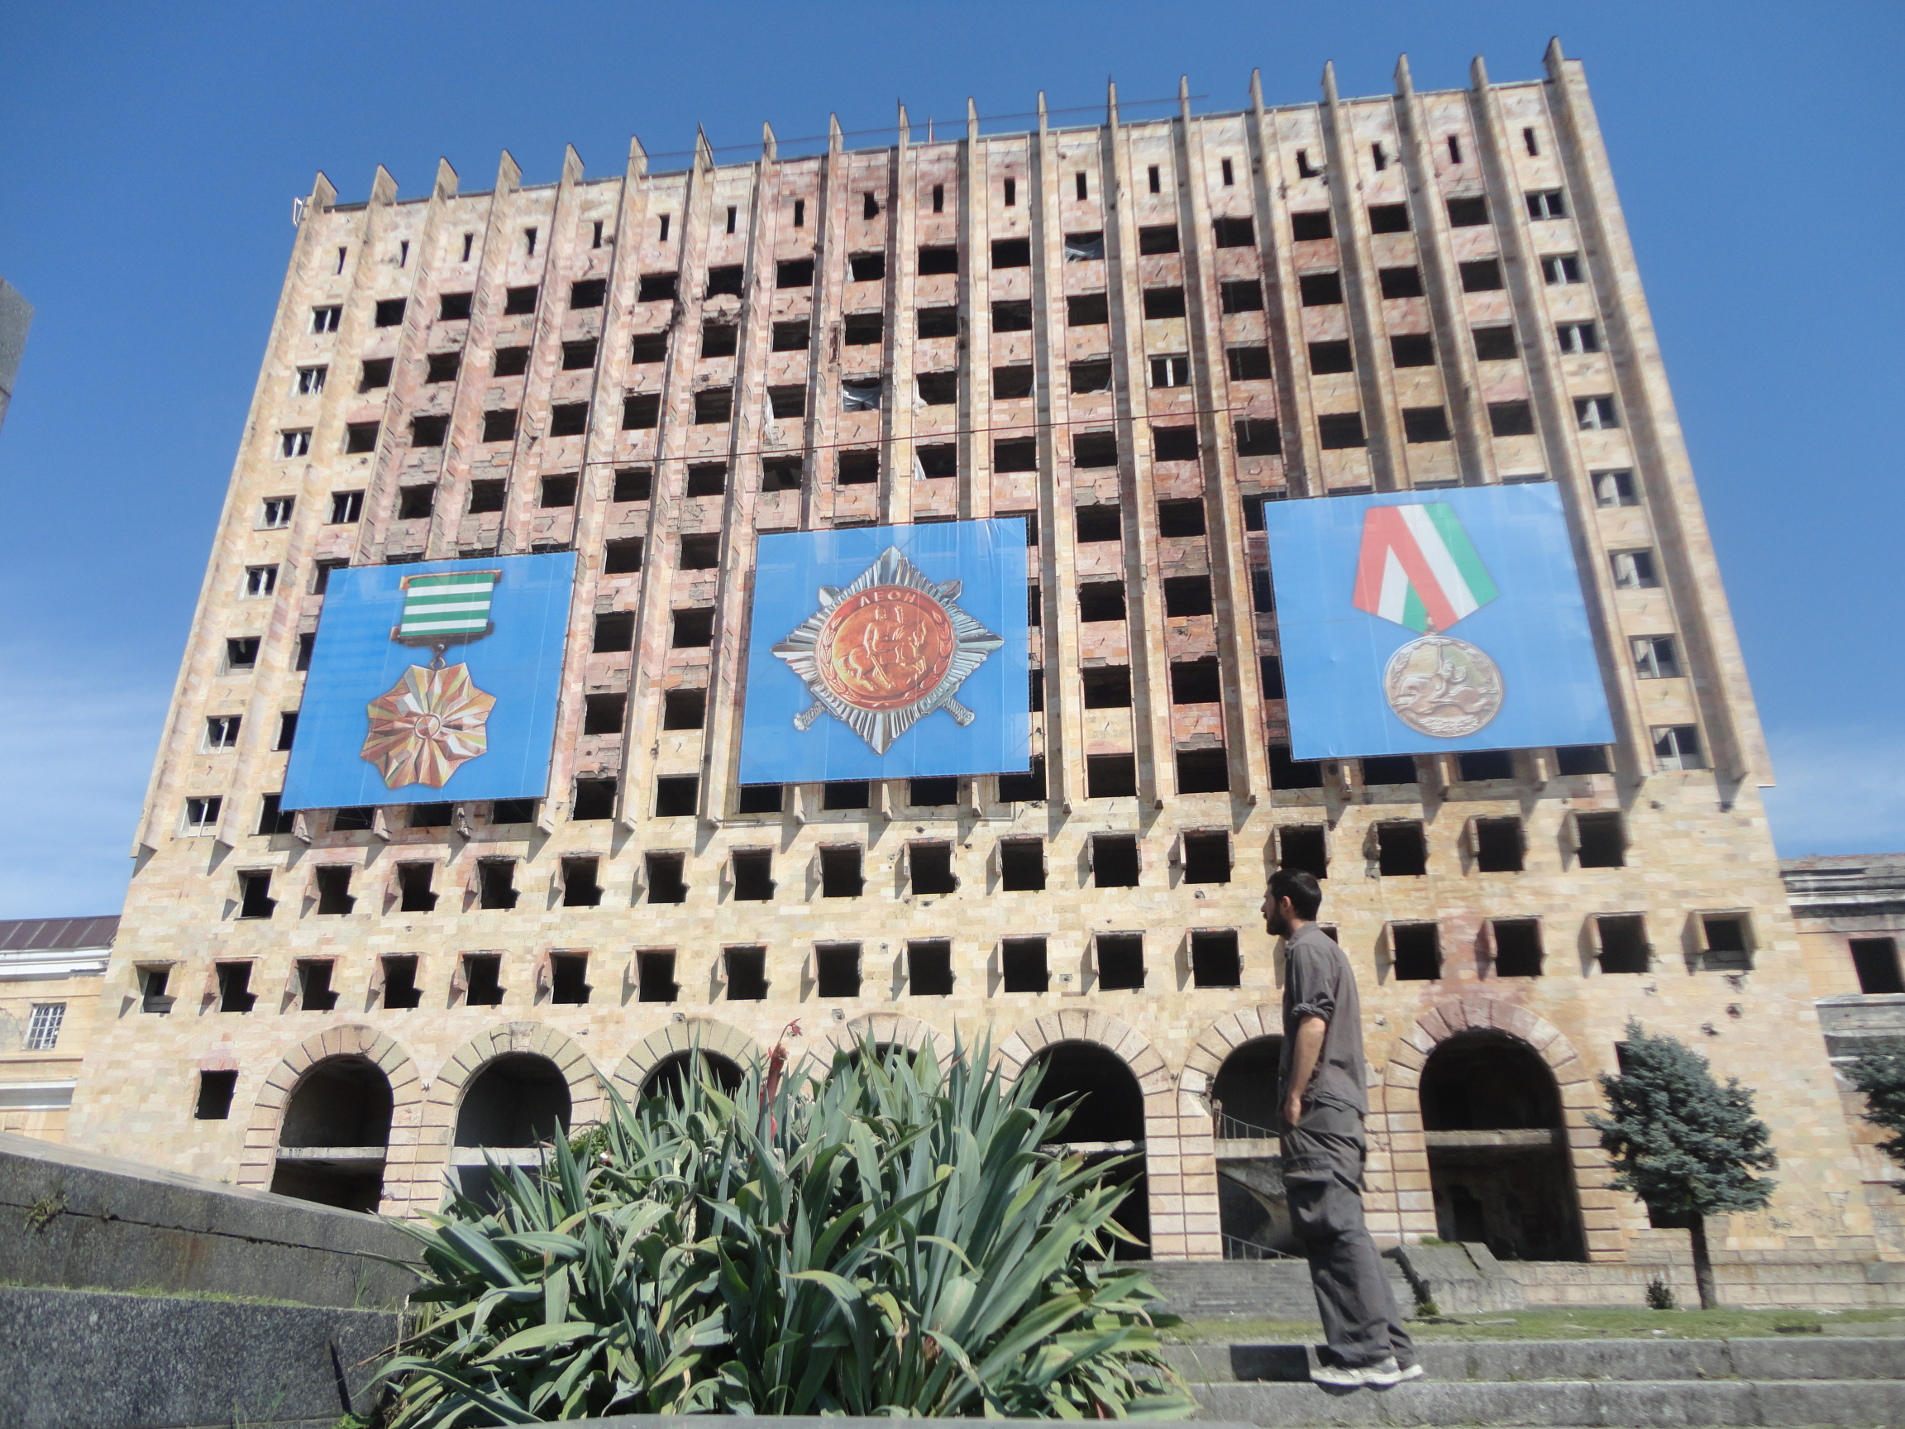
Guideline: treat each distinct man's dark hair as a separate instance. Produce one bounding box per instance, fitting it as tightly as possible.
[1268,866,1323,921]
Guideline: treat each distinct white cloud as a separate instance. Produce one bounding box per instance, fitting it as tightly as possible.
[1761,724,1905,858]
[0,647,168,917]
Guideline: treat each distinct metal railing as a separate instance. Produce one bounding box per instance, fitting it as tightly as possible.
[1214,1111,1279,1142]
[1223,1233,1300,1261]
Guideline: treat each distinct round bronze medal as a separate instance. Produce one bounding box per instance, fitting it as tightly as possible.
[1382,635,1505,738]
[813,585,957,712]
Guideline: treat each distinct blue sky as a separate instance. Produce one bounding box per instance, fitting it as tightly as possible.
[0,2,1899,917]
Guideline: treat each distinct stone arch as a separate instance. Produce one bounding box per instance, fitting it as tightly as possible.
[1181,1006,1284,1124]
[1380,997,1615,1260]
[610,1019,763,1101]
[401,1023,602,1211]
[803,1012,952,1075]
[1182,1009,1295,1258]
[236,1025,422,1212]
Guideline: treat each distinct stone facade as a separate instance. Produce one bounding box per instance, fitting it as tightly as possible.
[0,917,115,1142]
[66,43,1885,1271]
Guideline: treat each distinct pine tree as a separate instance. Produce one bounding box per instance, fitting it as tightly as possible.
[1586,1021,1777,1308]
[1846,1050,1905,1177]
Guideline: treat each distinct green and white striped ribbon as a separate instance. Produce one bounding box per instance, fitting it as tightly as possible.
[397,570,499,639]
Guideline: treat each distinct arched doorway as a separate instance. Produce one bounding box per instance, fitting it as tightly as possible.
[452,1053,573,1205]
[1210,1036,1297,1258]
[1025,1042,1148,1257]
[640,1049,744,1105]
[1419,1029,1584,1261]
[270,1055,393,1213]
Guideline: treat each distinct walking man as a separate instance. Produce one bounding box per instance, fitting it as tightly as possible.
[1263,867,1422,1387]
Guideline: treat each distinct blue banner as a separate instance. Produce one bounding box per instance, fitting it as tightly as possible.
[1264,485,1615,760]
[280,552,575,809]
[739,520,1031,784]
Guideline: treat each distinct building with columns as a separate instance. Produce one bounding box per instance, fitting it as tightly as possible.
[65,40,1893,1285]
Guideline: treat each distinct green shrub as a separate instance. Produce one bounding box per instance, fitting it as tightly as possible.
[377,1036,1193,1423]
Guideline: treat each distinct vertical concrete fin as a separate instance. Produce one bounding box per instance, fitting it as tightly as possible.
[369,165,398,206]
[897,102,910,147]
[1178,75,1192,124]
[694,127,714,170]
[1036,91,1047,134]
[496,150,522,196]
[309,172,337,212]
[1248,68,1265,115]
[1321,60,1340,107]
[1470,55,1491,92]
[829,113,844,150]
[1394,53,1415,98]
[562,144,584,185]
[1543,35,1567,81]
[627,136,648,178]
[433,158,458,200]
[1106,80,1119,128]
[761,122,777,161]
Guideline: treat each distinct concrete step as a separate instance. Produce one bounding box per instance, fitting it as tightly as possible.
[1132,1257,1415,1322]
[1189,1376,1900,1427]
[1165,1334,1905,1384]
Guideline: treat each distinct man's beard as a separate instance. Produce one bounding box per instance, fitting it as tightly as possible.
[1266,904,1290,938]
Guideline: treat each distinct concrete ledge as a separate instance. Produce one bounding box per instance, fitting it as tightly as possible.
[1190,1377,1901,1426]
[550,1420,1260,1429]
[0,1131,421,1308]
[1165,1335,1905,1384]
[0,1286,399,1429]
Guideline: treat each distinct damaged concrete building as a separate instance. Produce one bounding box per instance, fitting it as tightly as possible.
[63,41,1903,1304]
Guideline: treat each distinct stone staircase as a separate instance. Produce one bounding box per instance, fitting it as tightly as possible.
[1169,1333,1905,1427]
[1131,1257,1414,1322]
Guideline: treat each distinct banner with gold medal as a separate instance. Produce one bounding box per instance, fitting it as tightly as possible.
[280,552,576,811]
[1263,485,1613,761]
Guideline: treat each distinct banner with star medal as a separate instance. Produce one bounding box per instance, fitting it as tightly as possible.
[281,551,576,810]
[738,520,1032,784]
[1263,483,1614,761]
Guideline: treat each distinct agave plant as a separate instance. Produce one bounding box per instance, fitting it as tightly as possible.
[376,1034,1194,1424]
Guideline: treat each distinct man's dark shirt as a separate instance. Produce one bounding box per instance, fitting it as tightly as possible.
[1278,921,1369,1117]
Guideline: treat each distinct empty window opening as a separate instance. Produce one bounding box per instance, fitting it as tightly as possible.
[906,777,958,809]
[983,836,1041,893]
[1389,334,1437,370]
[1526,189,1567,220]
[1317,412,1366,449]
[279,429,312,459]
[1852,937,1904,995]
[1358,755,1414,787]
[992,437,1036,473]
[532,473,575,510]
[1459,259,1504,292]
[731,848,775,902]
[213,960,256,1014]
[1170,658,1221,705]
[671,607,715,649]
[1095,934,1144,992]
[1083,750,1137,799]
[1556,745,1612,776]
[993,363,1034,399]
[691,386,732,424]
[1290,210,1332,242]
[654,775,699,818]
[1075,170,1091,200]
[550,950,592,1003]
[907,841,957,896]
[1571,811,1625,869]
[1296,149,1320,178]
[646,852,689,904]
[1307,339,1353,375]
[989,236,1032,270]
[1162,574,1212,618]
[1155,499,1205,539]
[815,943,863,999]
[1177,748,1230,795]
[998,756,1046,804]
[1192,929,1241,988]
[1611,549,1659,589]
[1092,833,1141,888]
[1557,321,1600,354]
[204,714,240,750]
[929,182,945,213]
[834,449,878,486]
[1632,635,1680,679]
[1597,915,1650,974]
[1489,919,1543,977]
[673,532,720,573]
[725,947,769,1001]
[394,862,437,914]
[603,536,643,575]
[661,688,706,730]
[1576,395,1619,430]
[333,806,374,833]
[314,866,354,915]
[237,870,275,919]
[1002,937,1048,993]
[703,264,745,299]
[1473,325,1518,361]
[1391,923,1440,981]
[572,777,617,821]
[1071,503,1121,544]
[1402,406,1452,443]
[916,306,959,340]
[481,409,517,443]
[638,950,678,1003]
[1259,653,1285,697]
[476,859,519,911]
[1459,749,1514,781]
[274,712,296,751]
[296,634,315,670]
[1279,823,1328,878]
[914,243,959,278]
[490,798,536,825]
[195,1069,237,1121]
[820,846,864,898]
[1229,345,1274,380]
[1298,271,1343,307]
[328,490,365,525]
[295,958,338,1012]
[1183,832,1231,884]
[1028,583,1042,627]
[818,780,868,812]
[736,783,783,815]
[1142,286,1186,319]
[1235,417,1282,456]
[1700,915,1752,972]
[311,305,342,333]
[1221,279,1263,313]
[1488,401,1535,437]
[1653,724,1703,770]
[138,966,172,1013]
[408,802,451,829]
[1543,253,1583,285]
[1379,265,1425,300]
[1474,817,1525,873]
[907,941,954,996]
[1079,580,1127,623]
[592,611,634,654]
[1377,822,1428,876]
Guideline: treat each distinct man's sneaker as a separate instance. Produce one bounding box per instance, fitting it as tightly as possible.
[1394,1360,1426,1382]
[1310,1356,1404,1387]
